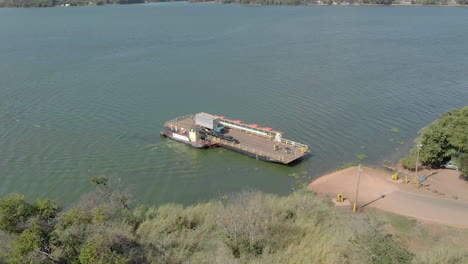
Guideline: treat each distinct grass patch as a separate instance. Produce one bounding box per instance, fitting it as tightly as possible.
[391,128,400,133]
[386,212,417,233]
[288,172,300,179]
[364,207,468,257]
[332,163,357,172]
[356,154,368,161]
[288,171,307,179]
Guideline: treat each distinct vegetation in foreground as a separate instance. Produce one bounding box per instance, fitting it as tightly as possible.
[400,106,467,178]
[1,178,467,263]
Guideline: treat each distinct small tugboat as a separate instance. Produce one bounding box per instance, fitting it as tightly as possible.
[160,122,213,148]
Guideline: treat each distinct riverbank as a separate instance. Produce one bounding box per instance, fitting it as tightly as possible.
[308,166,468,228]
[2,0,468,8]
[189,0,468,7]
[0,0,183,8]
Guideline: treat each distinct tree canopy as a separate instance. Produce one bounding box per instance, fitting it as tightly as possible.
[401,106,467,178]
[2,0,467,7]
[0,0,180,8]
[187,0,467,5]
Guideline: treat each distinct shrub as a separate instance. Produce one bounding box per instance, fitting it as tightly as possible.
[401,107,467,172]
[0,194,34,234]
[350,227,413,264]
[400,148,417,170]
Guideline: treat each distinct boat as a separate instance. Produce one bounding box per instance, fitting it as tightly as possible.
[160,128,213,149]
[161,113,309,164]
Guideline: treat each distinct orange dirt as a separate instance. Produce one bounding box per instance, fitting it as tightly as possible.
[308,166,398,204]
[308,166,468,228]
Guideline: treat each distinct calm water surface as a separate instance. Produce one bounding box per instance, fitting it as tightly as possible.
[0,3,467,205]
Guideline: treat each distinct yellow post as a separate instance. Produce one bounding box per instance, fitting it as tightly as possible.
[353,202,357,212]
[337,194,344,203]
[405,175,409,184]
[413,176,417,184]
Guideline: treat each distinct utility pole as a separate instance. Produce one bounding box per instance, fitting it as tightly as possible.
[353,164,362,212]
[414,144,422,185]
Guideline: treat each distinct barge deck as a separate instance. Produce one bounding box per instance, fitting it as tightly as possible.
[162,114,309,164]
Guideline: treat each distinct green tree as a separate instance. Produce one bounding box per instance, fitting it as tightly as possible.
[10,225,42,263]
[375,0,394,4]
[79,234,130,264]
[33,198,59,221]
[50,208,94,262]
[9,218,56,264]
[455,154,468,179]
[0,194,34,234]
[401,106,467,177]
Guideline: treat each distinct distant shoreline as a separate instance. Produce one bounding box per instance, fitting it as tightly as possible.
[190,1,468,7]
[1,1,467,8]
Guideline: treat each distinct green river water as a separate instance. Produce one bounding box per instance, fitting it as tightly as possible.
[0,3,467,205]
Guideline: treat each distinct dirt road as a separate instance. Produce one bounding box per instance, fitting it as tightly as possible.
[308,166,468,228]
[371,191,468,228]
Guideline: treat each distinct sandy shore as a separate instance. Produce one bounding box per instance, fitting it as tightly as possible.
[308,166,468,228]
[308,166,398,204]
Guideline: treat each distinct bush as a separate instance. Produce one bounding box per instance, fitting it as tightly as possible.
[350,227,413,264]
[401,106,467,174]
[400,148,417,170]
[454,154,468,179]
[0,194,34,234]
[13,190,468,264]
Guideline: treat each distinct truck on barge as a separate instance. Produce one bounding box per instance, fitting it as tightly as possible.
[160,113,309,164]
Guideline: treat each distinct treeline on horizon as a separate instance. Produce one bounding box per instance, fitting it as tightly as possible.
[189,0,468,5]
[0,0,181,8]
[1,179,467,263]
[2,0,468,7]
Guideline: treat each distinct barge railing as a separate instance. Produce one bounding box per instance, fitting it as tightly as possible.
[281,139,309,152]
[219,120,277,138]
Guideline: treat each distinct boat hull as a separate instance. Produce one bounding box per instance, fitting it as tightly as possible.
[160,131,209,149]
[220,144,285,164]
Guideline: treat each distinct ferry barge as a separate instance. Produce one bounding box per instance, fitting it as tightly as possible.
[160,113,309,164]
